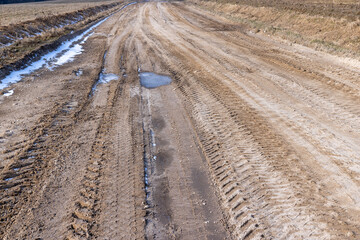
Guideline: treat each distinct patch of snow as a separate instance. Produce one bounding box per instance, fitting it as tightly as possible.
[0,16,108,90]
[0,2,138,90]
[99,73,119,84]
[0,42,12,49]
[3,89,14,96]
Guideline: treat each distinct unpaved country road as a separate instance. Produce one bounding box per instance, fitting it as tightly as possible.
[1,1,360,239]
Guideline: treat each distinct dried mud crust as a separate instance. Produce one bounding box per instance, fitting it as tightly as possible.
[1,1,360,240]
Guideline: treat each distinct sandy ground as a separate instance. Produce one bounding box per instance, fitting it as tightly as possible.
[1,1,360,239]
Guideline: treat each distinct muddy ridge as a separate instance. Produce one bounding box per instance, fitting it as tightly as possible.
[0,1,129,73]
[0,2,119,46]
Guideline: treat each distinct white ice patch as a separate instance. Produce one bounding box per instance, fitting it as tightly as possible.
[3,89,14,97]
[90,72,119,95]
[0,17,108,91]
[49,36,88,68]
[0,2,138,91]
[121,2,137,10]
[75,69,83,76]
[99,73,119,84]
[0,42,12,49]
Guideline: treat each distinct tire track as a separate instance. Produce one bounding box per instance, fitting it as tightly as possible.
[2,2,360,239]
[66,63,124,240]
[0,92,94,239]
[67,6,146,237]
[0,4,134,238]
[135,2,360,238]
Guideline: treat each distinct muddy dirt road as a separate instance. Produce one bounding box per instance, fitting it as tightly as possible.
[1,1,360,239]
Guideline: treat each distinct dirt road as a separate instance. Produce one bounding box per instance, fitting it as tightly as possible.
[1,1,360,239]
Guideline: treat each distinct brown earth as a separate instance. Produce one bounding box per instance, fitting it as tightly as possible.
[0,1,126,71]
[0,0,119,27]
[191,0,360,58]
[1,1,360,239]
[201,0,360,19]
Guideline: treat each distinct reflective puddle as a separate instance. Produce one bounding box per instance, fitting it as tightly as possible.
[139,72,172,89]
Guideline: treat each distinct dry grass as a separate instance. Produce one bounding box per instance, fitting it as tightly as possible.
[0,0,118,27]
[190,0,360,57]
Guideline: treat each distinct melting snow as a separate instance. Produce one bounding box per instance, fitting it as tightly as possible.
[0,16,108,91]
[3,89,14,96]
[0,2,137,91]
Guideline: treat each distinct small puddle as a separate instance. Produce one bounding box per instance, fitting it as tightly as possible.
[139,72,172,89]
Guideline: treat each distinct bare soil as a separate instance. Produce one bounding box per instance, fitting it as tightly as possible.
[0,1,125,70]
[1,1,360,239]
[191,0,360,57]
[0,0,118,26]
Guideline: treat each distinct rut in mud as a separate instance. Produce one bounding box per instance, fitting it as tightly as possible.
[1,1,360,239]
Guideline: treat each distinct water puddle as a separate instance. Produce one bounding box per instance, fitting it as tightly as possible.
[139,72,172,89]
[3,89,14,97]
